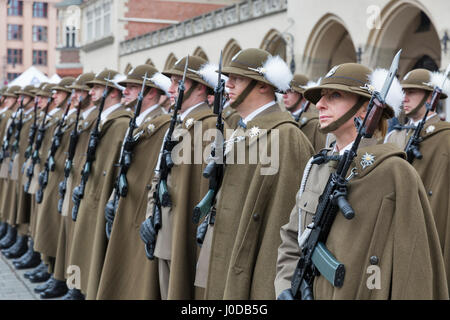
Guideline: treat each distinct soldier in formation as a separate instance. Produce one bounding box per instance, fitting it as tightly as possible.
[0,46,449,300]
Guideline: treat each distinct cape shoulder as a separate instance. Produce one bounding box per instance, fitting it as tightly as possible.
[353,143,406,178]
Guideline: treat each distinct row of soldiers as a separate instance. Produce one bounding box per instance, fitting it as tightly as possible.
[0,47,449,300]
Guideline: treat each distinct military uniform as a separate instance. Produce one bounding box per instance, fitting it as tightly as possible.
[288,74,326,152]
[96,64,172,299]
[385,68,450,293]
[140,55,223,300]
[202,48,314,299]
[275,63,448,299]
[67,69,133,299]
[34,77,76,274]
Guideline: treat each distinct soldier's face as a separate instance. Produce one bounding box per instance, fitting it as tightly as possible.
[20,95,32,108]
[37,96,48,109]
[316,88,361,133]
[52,90,68,107]
[4,97,17,109]
[168,75,194,105]
[89,84,105,102]
[123,83,141,105]
[73,90,88,107]
[282,90,301,110]
[403,88,430,115]
[226,74,251,104]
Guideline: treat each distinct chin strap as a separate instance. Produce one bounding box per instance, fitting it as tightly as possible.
[405,92,429,119]
[287,95,303,113]
[230,80,257,109]
[318,96,366,134]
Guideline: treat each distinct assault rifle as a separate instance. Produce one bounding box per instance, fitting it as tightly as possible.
[194,51,226,245]
[139,56,189,260]
[404,63,450,163]
[36,91,74,203]
[105,73,150,238]
[24,96,53,193]
[71,75,111,221]
[294,100,311,122]
[0,97,23,163]
[289,49,402,300]
[23,97,39,168]
[57,96,83,214]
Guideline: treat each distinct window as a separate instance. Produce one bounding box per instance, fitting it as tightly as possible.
[85,1,112,42]
[7,49,23,65]
[86,10,94,41]
[7,73,21,82]
[103,2,111,36]
[33,50,47,66]
[7,0,23,16]
[65,26,76,47]
[7,25,23,40]
[33,26,48,42]
[33,2,48,18]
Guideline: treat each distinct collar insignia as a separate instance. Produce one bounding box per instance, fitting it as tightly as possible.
[248,126,260,138]
[185,117,194,129]
[426,125,435,134]
[360,152,375,169]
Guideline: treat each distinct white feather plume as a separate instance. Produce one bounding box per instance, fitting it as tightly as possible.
[261,55,293,92]
[302,77,322,90]
[197,63,228,89]
[150,72,171,96]
[369,68,404,117]
[428,70,450,97]
[110,73,126,91]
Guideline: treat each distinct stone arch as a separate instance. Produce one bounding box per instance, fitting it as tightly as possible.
[366,1,441,76]
[124,63,133,74]
[302,14,357,79]
[222,39,242,66]
[193,47,208,61]
[163,53,178,71]
[145,58,155,67]
[260,29,287,61]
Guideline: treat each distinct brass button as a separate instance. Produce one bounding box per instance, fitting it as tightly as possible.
[252,213,260,221]
[428,190,432,196]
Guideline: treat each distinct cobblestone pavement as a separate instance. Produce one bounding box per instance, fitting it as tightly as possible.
[0,253,59,300]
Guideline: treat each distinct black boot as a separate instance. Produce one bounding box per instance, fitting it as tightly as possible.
[0,222,7,239]
[40,279,68,299]
[0,225,17,249]
[28,266,51,283]
[61,288,85,300]
[2,235,28,259]
[14,250,41,269]
[24,261,47,279]
[34,276,56,293]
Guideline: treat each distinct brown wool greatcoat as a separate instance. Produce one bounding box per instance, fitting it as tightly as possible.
[275,141,448,299]
[386,115,450,293]
[14,110,38,229]
[28,108,64,239]
[204,103,315,299]
[68,106,132,298]
[53,108,99,282]
[96,107,170,300]
[148,102,218,299]
[296,108,327,153]
[34,111,79,258]
[0,109,17,223]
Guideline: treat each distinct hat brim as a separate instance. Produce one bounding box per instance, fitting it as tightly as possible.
[305,83,394,118]
[67,85,90,91]
[401,84,447,99]
[163,68,214,89]
[221,66,278,91]
[52,86,72,93]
